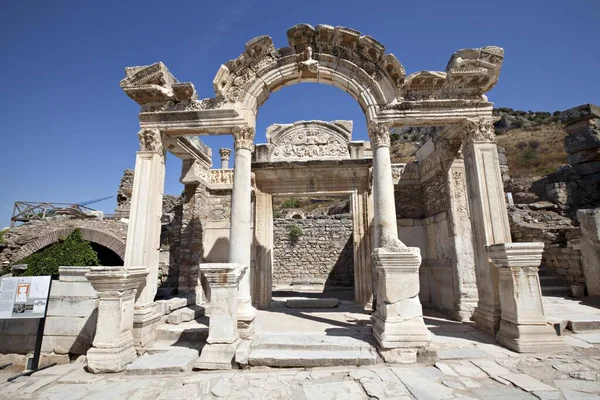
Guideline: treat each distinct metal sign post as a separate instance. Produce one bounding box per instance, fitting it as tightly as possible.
[0,276,56,381]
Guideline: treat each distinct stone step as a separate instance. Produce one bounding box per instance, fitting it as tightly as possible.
[126,348,199,375]
[254,334,374,351]
[145,340,205,355]
[285,298,339,309]
[542,286,572,297]
[155,317,209,343]
[247,347,377,367]
[166,304,206,325]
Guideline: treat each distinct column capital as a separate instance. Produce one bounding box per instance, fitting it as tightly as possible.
[137,128,164,153]
[486,242,544,268]
[219,148,232,159]
[232,126,255,151]
[462,117,496,144]
[368,122,392,148]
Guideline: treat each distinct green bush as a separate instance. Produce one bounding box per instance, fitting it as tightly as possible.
[0,228,6,244]
[281,198,300,209]
[19,229,100,279]
[287,224,303,245]
[273,210,282,218]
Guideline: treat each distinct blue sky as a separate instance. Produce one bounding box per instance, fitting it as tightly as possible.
[0,0,598,227]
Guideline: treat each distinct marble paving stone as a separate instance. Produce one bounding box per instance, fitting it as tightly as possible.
[470,359,512,377]
[437,347,489,360]
[564,335,594,349]
[301,380,368,400]
[126,348,198,375]
[499,373,558,392]
[473,387,537,399]
[434,361,459,376]
[562,389,600,400]
[532,391,561,400]
[450,363,489,379]
[157,383,198,399]
[572,332,600,344]
[555,379,600,393]
[403,381,455,399]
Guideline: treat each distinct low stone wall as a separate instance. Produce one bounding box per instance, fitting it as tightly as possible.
[0,266,98,356]
[509,206,584,285]
[272,214,353,287]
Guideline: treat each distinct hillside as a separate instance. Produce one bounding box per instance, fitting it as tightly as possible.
[389,108,568,181]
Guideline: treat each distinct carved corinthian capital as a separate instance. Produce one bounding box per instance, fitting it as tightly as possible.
[138,128,164,153]
[232,126,255,151]
[462,117,496,144]
[368,123,391,148]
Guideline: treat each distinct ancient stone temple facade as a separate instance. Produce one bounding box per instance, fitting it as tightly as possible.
[82,23,563,371]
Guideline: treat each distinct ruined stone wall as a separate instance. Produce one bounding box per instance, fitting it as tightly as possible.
[394,185,424,219]
[509,206,584,285]
[272,214,354,287]
[115,169,134,218]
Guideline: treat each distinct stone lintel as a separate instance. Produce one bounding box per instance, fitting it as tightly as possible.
[559,103,600,125]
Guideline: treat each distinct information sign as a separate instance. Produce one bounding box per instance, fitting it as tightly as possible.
[0,276,51,319]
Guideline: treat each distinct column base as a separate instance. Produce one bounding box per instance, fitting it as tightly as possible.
[372,312,431,349]
[87,341,137,373]
[195,340,240,370]
[496,320,565,353]
[473,304,501,335]
[133,302,162,354]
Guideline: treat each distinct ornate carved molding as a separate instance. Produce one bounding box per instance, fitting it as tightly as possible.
[232,126,255,151]
[272,129,349,161]
[368,123,391,148]
[462,117,496,144]
[138,128,164,153]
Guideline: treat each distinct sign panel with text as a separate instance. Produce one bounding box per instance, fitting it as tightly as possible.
[0,276,51,319]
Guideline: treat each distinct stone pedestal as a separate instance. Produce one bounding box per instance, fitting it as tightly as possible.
[219,148,231,169]
[85,266,148,373]
[372,246,430,362]
[229,126,257,337]
[196,263,247,370]
[487,243,565,353]
[578,209,600,295]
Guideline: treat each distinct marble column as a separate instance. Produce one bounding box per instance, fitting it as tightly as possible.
[578,209,600,295]
[461,118,512,335]
[196,263,247,370]
[219,148,231,169]
[85,266,148,373]
[368,123,400,249]
[368,122,430,363]
[487,243,565,352]
[229,126,256,337]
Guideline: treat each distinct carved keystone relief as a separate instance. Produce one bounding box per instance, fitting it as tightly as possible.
[262,120,353,162]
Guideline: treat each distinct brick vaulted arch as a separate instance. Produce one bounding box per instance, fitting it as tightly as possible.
[1,220,128,266]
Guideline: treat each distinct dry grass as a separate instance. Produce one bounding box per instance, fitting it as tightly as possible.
[390,141,418,163]
[497,124,568,178]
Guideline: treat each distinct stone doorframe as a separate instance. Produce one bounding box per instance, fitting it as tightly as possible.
[252,160,373,308]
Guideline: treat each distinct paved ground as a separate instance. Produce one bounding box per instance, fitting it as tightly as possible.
[2,308,600,399]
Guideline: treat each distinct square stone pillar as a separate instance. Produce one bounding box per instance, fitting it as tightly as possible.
[372,247,431,363]
[487,243,565,353]
[85,266,148,373]
[253,191,273,309]
[578,209,600,295]
[196,263,247,370]
[124,129,166,350]
[461,118,512,335]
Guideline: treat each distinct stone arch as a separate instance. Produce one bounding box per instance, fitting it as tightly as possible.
[212,24,406,121]
[11,227,126,264]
